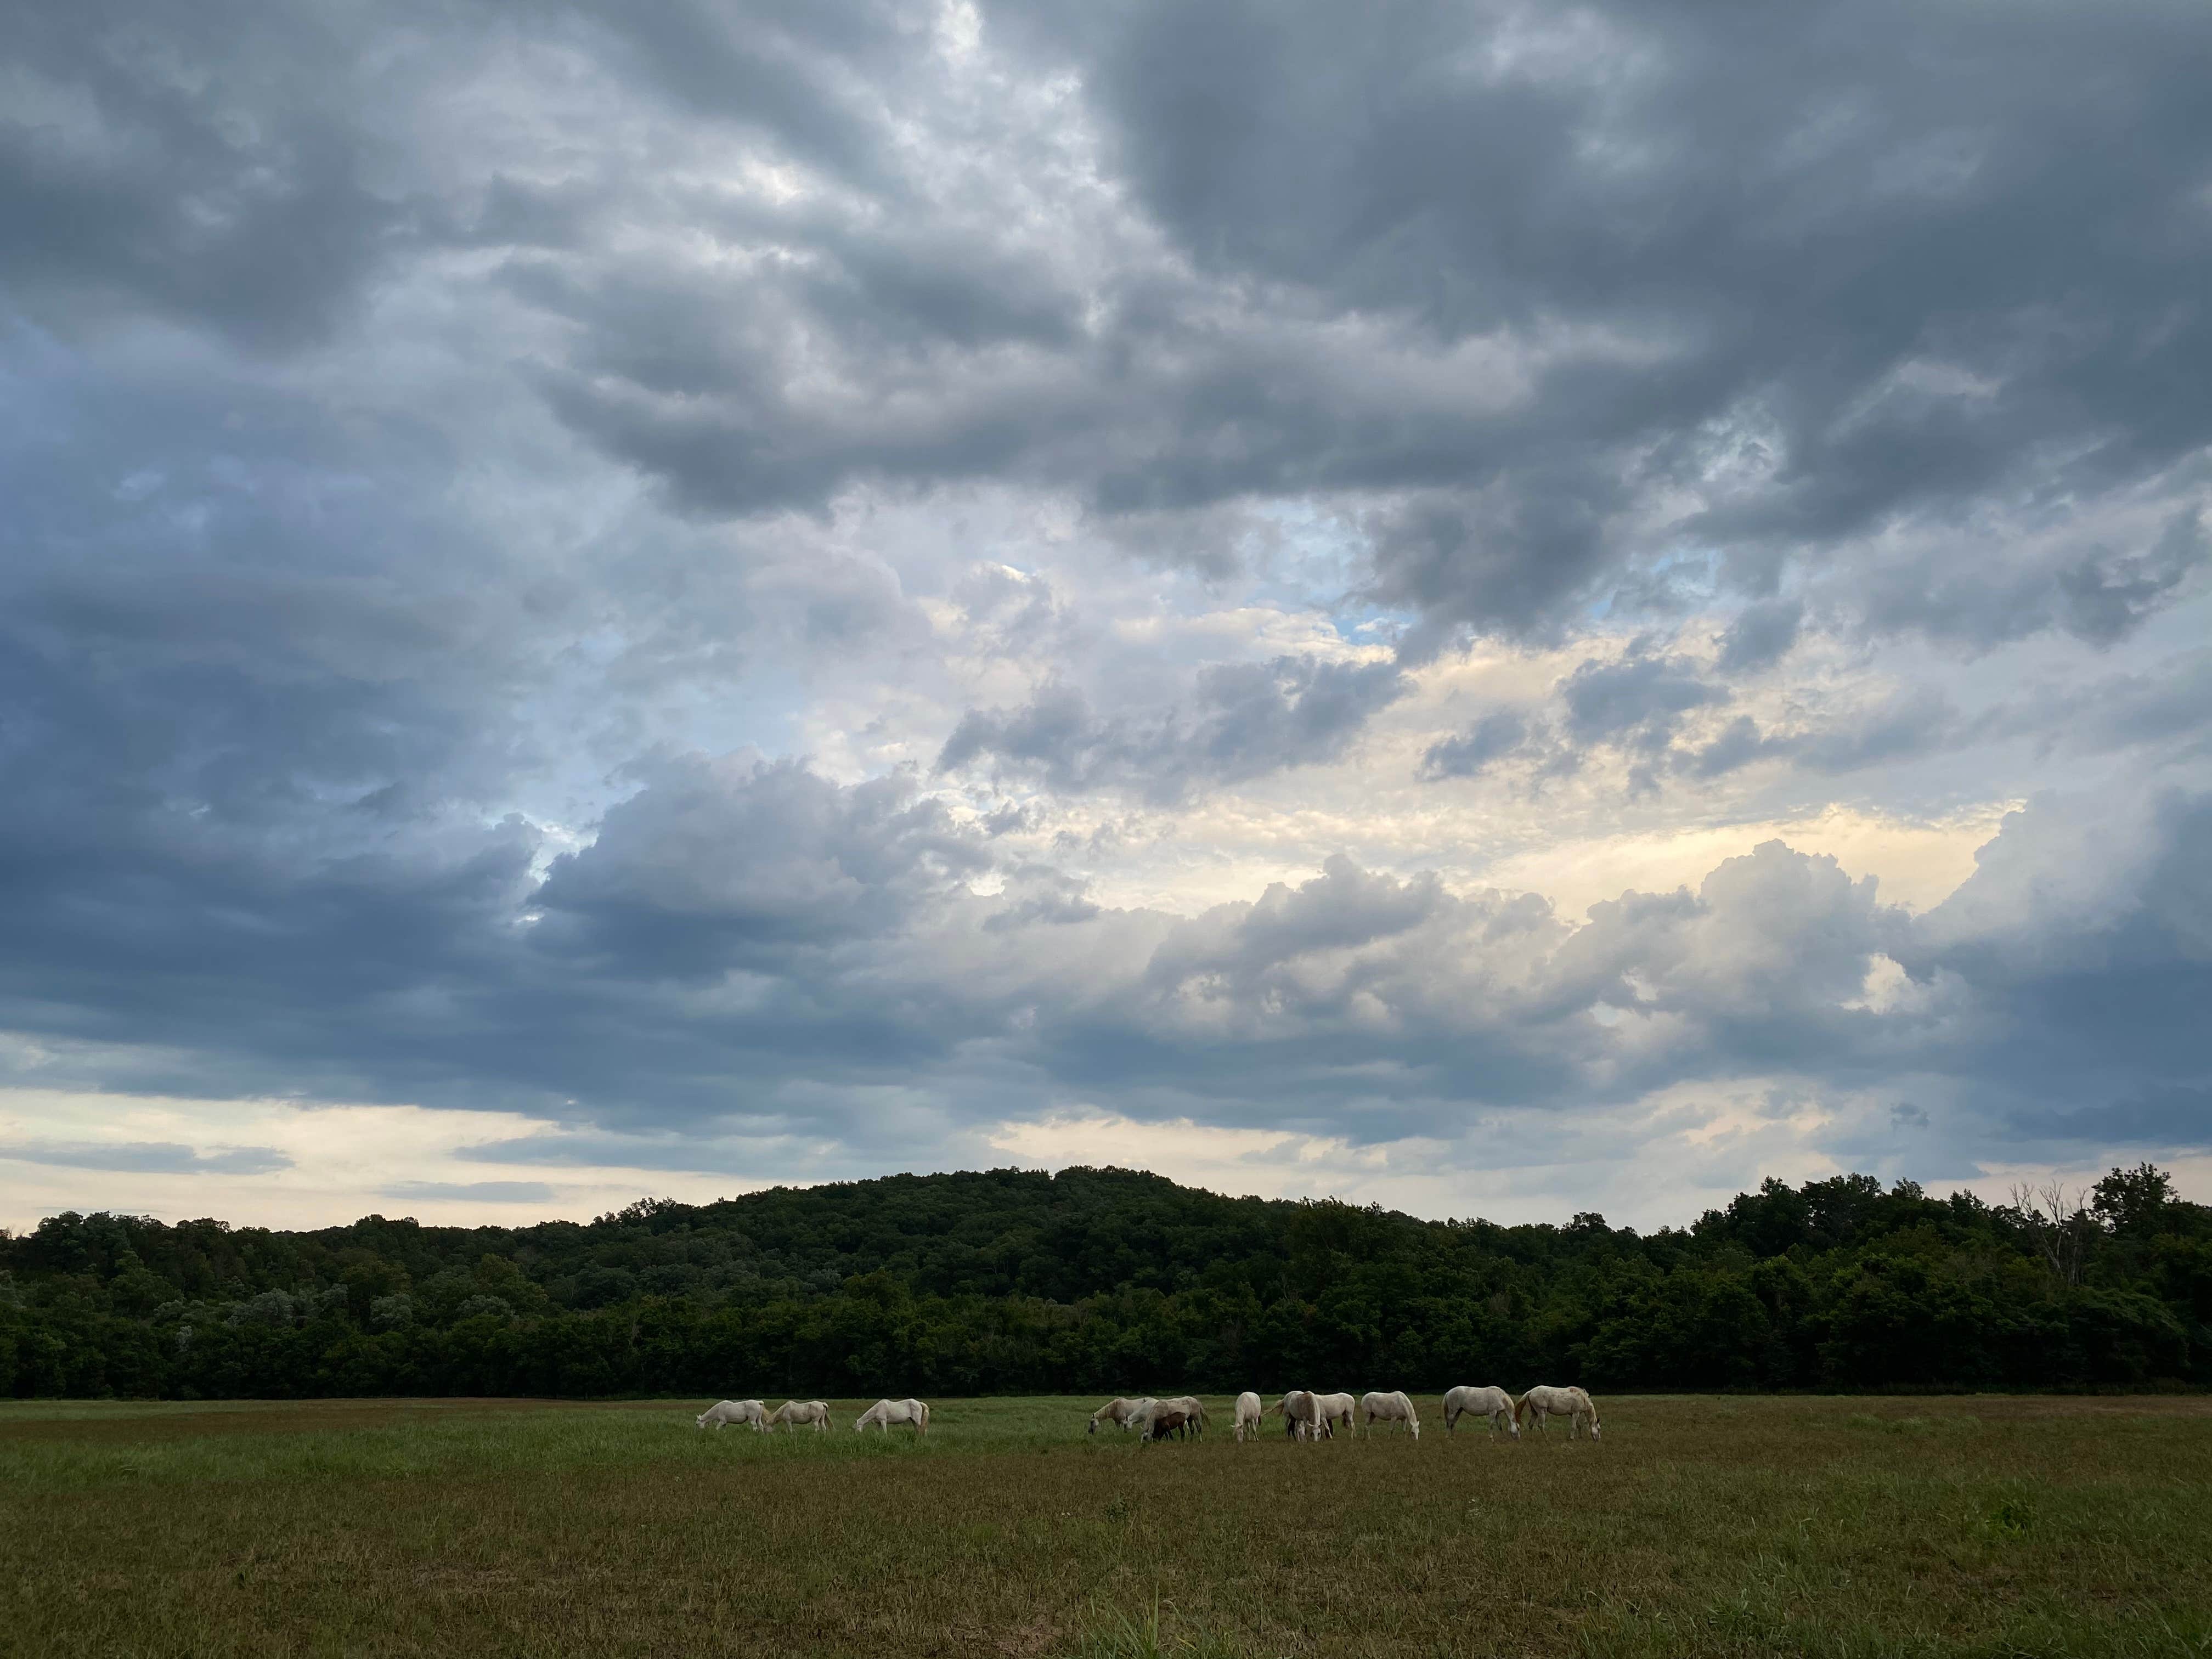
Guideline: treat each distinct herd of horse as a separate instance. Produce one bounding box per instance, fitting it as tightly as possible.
[694,1385,1600,1442]
[1092,1384,1599,1443]
[695,1397,924,1433]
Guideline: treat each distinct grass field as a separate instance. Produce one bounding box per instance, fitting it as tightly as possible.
[3,1394,2209,1658]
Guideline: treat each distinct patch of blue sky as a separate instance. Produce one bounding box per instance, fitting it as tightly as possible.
[1239,498,1414,646]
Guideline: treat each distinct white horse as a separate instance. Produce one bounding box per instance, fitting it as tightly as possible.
[1128,1398,1198,1442]
[1361,1390,1420,1438]
[1516,1385,1601,1440]
[854,1397,931,1435]
[766,1399,831,1432]
[1265,1390,1325,1441]
[696,1398,768,1431]
[1232,1391,1264,1442]
[1088,1397,1154,1434]
[1312,1391,1358,1438]
[1442,1384,1519,1438]
[1163,1395,1209,1437]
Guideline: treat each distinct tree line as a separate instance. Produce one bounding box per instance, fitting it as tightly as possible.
[3,1164,2207,1400]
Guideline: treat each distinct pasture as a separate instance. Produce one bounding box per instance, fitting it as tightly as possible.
[2,1395,2208,1658]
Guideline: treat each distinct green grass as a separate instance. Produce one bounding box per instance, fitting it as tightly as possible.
[3,1395,2208,1657]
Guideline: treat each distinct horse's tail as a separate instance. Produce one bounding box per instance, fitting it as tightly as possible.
[918,1401,930,1433]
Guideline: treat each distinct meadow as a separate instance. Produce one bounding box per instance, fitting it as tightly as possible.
[2,1394,2208,1658]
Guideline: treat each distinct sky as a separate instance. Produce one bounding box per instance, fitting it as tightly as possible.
[3,0,2209,1235]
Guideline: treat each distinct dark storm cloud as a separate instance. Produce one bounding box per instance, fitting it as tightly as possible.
[1363,479,1627,644]
[9,0,2209,647]
[1031,0,2212,628]
[1718,601,1804,674]
[2017,1088,2212,1150]
[936,655,1407,800]
[0,2,407,348]
[1562,652,1728,753]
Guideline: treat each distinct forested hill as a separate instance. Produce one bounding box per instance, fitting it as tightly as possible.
[5,1165,2209,1400]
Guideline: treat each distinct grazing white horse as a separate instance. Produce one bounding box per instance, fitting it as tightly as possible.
[1516,1385,1601,1440]
[854,1397,931,1435]
[1088,1397,1155,1434]
[1163,1396,1209,1437]
[696,1398,769,1431]
[1128,1398,1198,1442]
[766,1399,831,1432]
[1442,1384,1519,1438]
[1265,1390,1325,1441]
[1233,1391,1264,1442]
[1311,1392,1358,1438]
[1361,1390,1420,1438]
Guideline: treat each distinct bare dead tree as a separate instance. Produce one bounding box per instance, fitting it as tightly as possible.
[2011,1180,2091,1285]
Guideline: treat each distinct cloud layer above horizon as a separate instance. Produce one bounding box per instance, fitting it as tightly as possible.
[3,0,2209,1229]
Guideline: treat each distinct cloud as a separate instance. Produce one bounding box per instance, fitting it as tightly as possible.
[1,748,2205,1209]
[1686,686,1960,781]
[938,654,1407,800]
[1047,0,2212,636]
[1718,600,1804,674]
[1562,651,1729,753]
[1419,710,1528,780]
[380,1180,556,1204]
[2,0,2209,1220]
[532,754,990,972]
[2015,1087,2212,1150]
[0,1141,292,1175]
[16,0,2202,647]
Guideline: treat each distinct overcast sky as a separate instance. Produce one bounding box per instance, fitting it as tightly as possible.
[4,0,2209,1233]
